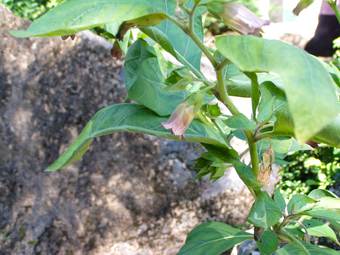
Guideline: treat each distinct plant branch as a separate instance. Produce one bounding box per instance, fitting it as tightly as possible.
[169,6,261,182]
[216,69,240,115]
[329,1,340,23]
[216,69,260,178]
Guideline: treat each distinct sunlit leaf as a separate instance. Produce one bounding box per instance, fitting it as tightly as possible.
[216,35,339,143]
[178,221,252,255]
[47,104,228,171]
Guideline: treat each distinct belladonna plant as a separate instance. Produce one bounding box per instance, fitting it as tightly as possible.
[10,0,340,254]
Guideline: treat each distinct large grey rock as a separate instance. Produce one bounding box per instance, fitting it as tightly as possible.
[0,6,252,255]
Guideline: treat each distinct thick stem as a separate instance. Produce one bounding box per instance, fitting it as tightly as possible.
[216,69,240,115]
[216,69,260,178]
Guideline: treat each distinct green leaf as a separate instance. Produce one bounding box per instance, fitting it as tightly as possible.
[178,221,252,255]
[259,82,340,148]
[306,208,340,222]
[194,144,239,181]
[203,104,222,118]
[308,189,338,200]
[257,81,286,123]
[234,162,261,194]
[141,2,204,69]
[47,104,228,172]
[287,194,316,215]
[274,189,286,213]
[293,0,314,15]
[257,230,279,255]
[303,219,339,245]
[295,196,340,222]
[276,242,339,255]
[11,0,172,38]
[124,39,188,116]
[257,138,311,164]
[216,35,339,143]
[248,191,282,228]
[224,64,252,97]
[225,114,256,131]
[156,1,204,69]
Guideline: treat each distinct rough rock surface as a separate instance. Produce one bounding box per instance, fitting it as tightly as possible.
[0,6,252,255]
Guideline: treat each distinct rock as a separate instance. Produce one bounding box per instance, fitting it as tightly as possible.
[0,6,252,255]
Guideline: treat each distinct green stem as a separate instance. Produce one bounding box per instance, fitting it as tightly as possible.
[329,1,340,23]
[246,72,260,120]
[216,69,260,178]
[216,69,240,115]
[188,29,218,68]
[247,132,260,177]
[169,7,260,181]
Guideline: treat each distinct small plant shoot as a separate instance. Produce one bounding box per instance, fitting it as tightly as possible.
[11,0,340,254]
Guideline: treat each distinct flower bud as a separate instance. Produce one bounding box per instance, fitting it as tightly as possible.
[293,0,314,15]
[208,2,269,36]
[162,102,196,137]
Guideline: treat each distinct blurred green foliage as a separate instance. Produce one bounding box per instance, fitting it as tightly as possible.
[280,147,340,199]
[1,0,63,20]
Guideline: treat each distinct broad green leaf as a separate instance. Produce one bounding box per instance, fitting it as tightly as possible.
[287,194,316,215]
[298,196,340,222]
[257,81,286,123]
[314,197,340,210]
[303,219,339,245]
[276,242,339,255]
[225,114,256,131]
[234,162,261,194]
[257,230,279,255]
[178,221,252,255]
[306,208,340,222]
[330,220,340,232]
[141,2,204,69]
[248,191,282,228]
[308,189,338,200]
[124,39,188,116]
[11,0,172,38]
[47,104,228,172]
[274,189,286,213]
[224,64,286,98]
[259,82,340,148]
[216,35,339,143]
[194,144,239,181]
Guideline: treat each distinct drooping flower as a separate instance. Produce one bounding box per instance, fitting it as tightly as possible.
[162,102,196,137]
[208,2,269,36]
